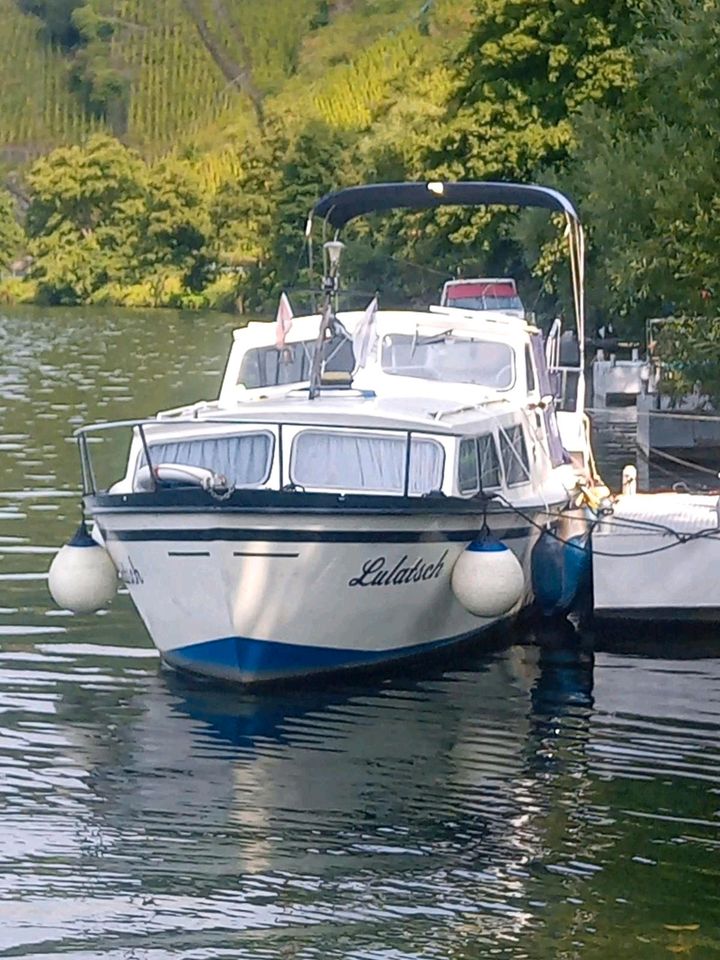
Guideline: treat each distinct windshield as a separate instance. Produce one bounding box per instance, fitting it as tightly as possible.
[381,334,515,389]
[448,294,524,312]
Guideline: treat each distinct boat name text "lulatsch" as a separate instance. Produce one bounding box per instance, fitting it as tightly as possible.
[348,551,448,587]
[118,557,144,585]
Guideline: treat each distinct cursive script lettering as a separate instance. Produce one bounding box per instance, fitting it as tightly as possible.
[348,550,448,587]
[118,557,144,585]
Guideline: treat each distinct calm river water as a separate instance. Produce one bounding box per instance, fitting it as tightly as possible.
[1,307,719,959]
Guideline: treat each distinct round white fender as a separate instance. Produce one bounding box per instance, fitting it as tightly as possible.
[451,534,525,618]
[48,522,118,614]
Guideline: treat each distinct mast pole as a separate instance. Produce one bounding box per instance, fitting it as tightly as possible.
[308,239,344,400]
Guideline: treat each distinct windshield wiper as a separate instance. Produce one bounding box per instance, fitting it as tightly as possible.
[410,328,454,357]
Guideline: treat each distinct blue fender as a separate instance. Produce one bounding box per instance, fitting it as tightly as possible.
[531,530,591,617]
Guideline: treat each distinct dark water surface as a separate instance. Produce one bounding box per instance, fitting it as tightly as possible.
[1,307,719,958]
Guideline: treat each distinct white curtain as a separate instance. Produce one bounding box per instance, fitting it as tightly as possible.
[145,433,272,485]
[292,432,444,494]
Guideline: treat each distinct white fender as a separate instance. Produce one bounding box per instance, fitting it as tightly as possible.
[134,463,219,492]
[48,523,118,614]
[451,535,525,618]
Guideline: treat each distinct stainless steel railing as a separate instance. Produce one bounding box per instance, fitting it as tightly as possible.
[74,416,453,498]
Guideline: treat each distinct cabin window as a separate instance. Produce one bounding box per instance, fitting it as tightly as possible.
[381,334,515,390]
[529,330,566,466]
[238,335,355,389]
[444,282,524,313]
[238,343,314,388]
[291,430,444,495]
[525,345,536,393]
[478,434,501,489]
[144,432,273,486]
[499,425,530,485]
[447,294,524,312]
[457,434,501,494]
[458,438,479,494]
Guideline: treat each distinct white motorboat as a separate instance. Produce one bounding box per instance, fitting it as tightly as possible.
[51,181,594,684]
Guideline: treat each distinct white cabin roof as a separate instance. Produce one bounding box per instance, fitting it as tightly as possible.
[157,389,515,436]
[232,307,535,346]
[217,306,541,410]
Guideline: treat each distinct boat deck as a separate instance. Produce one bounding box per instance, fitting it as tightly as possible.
[604,492,720,535]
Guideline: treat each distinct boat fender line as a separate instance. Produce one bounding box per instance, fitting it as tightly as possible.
[451,528,525,618]
[48,520,118,614]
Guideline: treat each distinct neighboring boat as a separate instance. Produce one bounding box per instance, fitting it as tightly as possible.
[439,277,525,320]
[51,181,594,684]
[592,489,720,621]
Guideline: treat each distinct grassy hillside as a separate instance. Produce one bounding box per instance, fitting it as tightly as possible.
[107,0,241,148]
[0,0,465,162]
[0,0,476,313]
[3,0,716,334]
[0,0,99,161]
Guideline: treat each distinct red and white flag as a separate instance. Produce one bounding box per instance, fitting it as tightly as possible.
[274,291,294,348]
[353,295,379,368]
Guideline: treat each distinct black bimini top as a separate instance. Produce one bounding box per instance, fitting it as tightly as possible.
[311,181,580,231]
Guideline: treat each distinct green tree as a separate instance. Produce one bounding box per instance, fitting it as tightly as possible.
[26,134,146,304]
[653,316,720,404]
[142,158,214,292]
[17,0,83,47]
[0,190,24,269]
[211,134,283,268]
[70,5,130,134]
[269,120,354,300]
[560,0,720,326]
[433,0,643,178]
[393,0,647,302]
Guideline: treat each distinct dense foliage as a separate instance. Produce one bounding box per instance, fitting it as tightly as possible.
[564,0,720,324]
[24,136,226,307]
[405,0,642,274]
[0,190,23,268]
[1,0,720,362]
[653,317,720,405]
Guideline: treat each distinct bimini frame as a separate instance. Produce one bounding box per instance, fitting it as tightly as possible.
[304,180,586,396]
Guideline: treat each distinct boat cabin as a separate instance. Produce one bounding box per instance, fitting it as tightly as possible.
[106,393,572,506]
[124,305,572,499]
[215,308,549,411]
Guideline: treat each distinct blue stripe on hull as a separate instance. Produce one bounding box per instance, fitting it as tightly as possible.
[104,526,533,543]
[162,627,496,684]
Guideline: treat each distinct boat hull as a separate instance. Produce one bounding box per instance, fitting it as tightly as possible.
[91,496,548,684]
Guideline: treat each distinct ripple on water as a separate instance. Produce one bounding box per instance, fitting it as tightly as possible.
[0,312,719,958]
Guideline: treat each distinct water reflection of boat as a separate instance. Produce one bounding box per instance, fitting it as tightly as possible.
[94,645,590,874]
[161,622,595,751]
[11,635,719,954]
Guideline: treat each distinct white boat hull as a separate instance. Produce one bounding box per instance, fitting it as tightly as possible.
[94,508,542,683]
[593,492,720,620]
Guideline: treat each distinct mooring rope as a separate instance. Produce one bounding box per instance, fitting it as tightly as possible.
[645,446,720,478]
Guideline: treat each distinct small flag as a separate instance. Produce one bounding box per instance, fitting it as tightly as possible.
[274,292,294,348]
[353,295,379,369]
